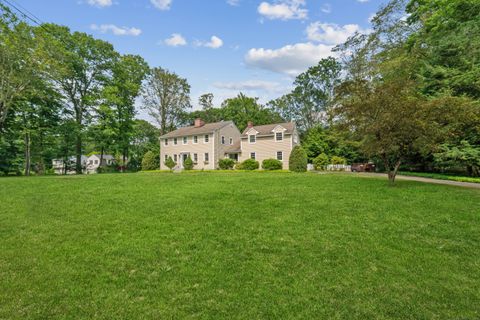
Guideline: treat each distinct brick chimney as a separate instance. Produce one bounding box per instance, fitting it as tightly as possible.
[194,118,205,128]
[247,121,253,128]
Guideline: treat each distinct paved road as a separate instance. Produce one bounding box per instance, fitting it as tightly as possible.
[355,172,480,189]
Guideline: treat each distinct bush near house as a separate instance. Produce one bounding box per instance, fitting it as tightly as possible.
[331,156,347,165]
[183,156,194,170]
[237,159,259,170]
[313,153,329,170]
[141,151,159,171]
[289,145,308,172]
[219,158,236,170]
[262,158,283,170]
[164,156,176,170]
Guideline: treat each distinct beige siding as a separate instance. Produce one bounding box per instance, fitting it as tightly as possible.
[239,133,298,169]
[160,133,215,170]
[215,123,242,165]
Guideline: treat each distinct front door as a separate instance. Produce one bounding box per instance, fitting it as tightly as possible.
[181,153,189,168]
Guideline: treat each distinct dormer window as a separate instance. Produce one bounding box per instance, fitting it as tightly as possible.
[275,132,283,141]
[249,134,256,143]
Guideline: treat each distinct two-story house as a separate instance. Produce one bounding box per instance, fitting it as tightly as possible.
[159,119,241,170]
[238,121,299,169]
[160,119,299,170]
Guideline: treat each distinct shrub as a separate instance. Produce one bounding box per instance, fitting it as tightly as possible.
[164,156,176,170]
[289,145,308,172]
[141,151,159,171]
[183,156,194,170]
[262,158,283,170]
[331,156,347,165]
[313,153,329,170]
[219,158,235,170]
[237,159,259,170]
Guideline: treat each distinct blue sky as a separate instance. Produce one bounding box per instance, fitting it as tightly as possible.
[15,0,382,111]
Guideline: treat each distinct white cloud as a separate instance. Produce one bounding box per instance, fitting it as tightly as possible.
[306,22,367,45]
[87,0,113,7]
[213,80,282,92]
[245,42,335,76]
[357,0,369,2]
[195,36,224,49]
[257,0,308,21]
[90,24,142,36]
[150,0,172,10]
[164,33,187,46]
[227,0,240,6]
[321,3,331,13]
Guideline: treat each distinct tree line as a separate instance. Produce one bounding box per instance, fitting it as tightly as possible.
[1,0,479,182]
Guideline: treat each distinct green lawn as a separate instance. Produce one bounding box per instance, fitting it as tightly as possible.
[399,171,480,184]
[1,172,479,319]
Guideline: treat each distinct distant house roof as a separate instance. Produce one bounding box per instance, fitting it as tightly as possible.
[241,122,296,137]
[160,121,234,139]
[224,140,241,153]
[89,154,115,160]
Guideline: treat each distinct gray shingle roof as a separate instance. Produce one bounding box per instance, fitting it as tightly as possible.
[224,140,241,153]
[160,121,233,139]
[241,122,296,136]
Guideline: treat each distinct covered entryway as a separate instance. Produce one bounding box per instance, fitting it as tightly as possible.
[180,152,190,168]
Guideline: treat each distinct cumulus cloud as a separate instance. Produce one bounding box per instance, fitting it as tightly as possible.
[195,36,224,49]
[87,0,113,7]
[164,33,187,46]
[306,22,367,45]
[150,0,172,10]
[90,24,142,36]
[245,42,334,76]
[257,0,308,20]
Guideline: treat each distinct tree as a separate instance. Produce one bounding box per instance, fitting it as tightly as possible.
[104,55,148,168]
[130,119,160,166]
[218,158,235,170]
[269,57,341,132]
[262,159,283,170]
[434,141,480,177]
[199,93,214,110]
[183,155,194,170]
[142,67,191,135]
[141,150,159,171]
[221,93,283,132]
[0,5,40,132]
[36,24,118,174]
[164,156,176,170]
[289,145,307,172]
[313,153,329,170]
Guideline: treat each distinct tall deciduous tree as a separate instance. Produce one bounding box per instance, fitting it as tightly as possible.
[199,93,214,110]
[142,67,191,135]
[36,24,118,173]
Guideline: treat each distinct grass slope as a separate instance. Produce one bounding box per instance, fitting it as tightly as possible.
[1,172,479,319]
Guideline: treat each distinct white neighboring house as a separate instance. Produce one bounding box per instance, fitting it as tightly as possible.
[52,156,88,175]
[86,154,116,174]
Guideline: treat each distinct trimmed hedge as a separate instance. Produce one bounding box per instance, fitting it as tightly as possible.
[262,158,283,170]
[183,156,194,170]
[219,158,236,170]
[289,145,308,172]
[331,156,347,165]
[237,159,259,170]
[164,156,176,170]
[313,153,329,170]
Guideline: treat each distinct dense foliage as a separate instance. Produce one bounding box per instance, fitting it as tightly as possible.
[313,153,329,171]
[261,158,283,170]
[237,159,259,170]
[218,158,235,170]
[141,151,159,171]
[164,156,176,170]
[183,156,194,170]
[289,146,308,172]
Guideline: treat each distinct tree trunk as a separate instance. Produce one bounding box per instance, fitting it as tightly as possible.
[387,160,402,184]
[24,131,31,176]
[100,146,104,168]
[75,134,82,174]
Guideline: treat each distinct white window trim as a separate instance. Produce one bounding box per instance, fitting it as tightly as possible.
[275,132,284,142]
[276,151,283,161]
[250,152,256,160]
[249,134,256,144]
[164,139,169,146]
[182,137,188,145]
[174,138,178,145]
[193,136,198,144]
[221,135,225,145]
[204,134,209,143]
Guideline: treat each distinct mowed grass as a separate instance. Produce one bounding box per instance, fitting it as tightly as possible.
[0,172,479,319]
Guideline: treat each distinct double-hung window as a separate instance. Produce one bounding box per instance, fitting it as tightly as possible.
[193,136,198,144]
[250,152,256,160]
[221,136,225,144]
[276,151,283,161]
[204,135,209,143]
[174,154,177,162]
[249,135,256,143]
[193,153,198,163]
[174,138,178,145]
[183,137,188,144]
[164,154,168,162]
[275,132,283,141]
[229,137,233,145]
[204,153,209,162]
[164,139,169,146]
